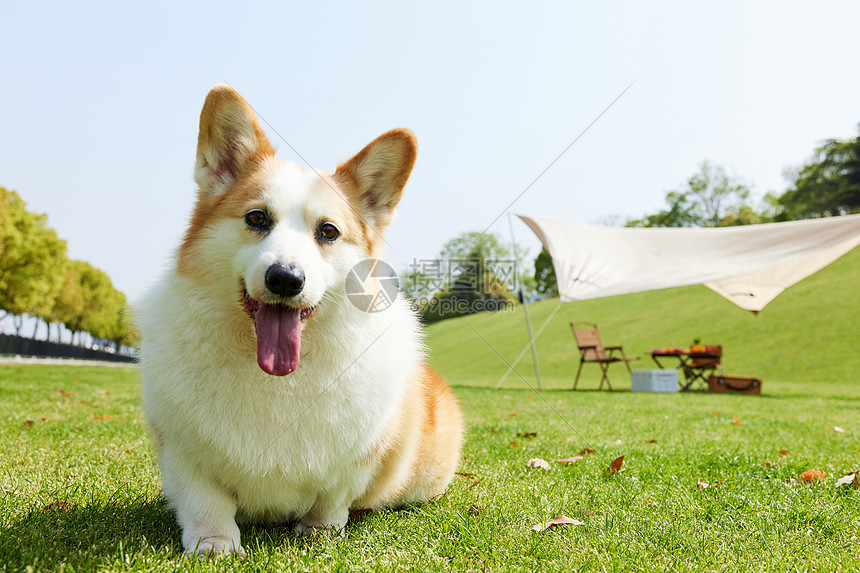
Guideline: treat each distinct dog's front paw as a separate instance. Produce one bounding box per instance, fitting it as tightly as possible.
[185,535,246,559]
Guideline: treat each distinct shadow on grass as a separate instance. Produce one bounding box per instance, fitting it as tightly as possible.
[0,494,400,568]
[0,495,182,569]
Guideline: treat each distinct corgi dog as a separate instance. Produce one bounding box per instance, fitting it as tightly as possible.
[138,85,464,557]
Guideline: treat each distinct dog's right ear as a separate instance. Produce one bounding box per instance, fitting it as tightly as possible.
[194,85,275,195]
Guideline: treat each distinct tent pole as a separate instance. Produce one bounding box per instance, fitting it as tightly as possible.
[507,212,542,390]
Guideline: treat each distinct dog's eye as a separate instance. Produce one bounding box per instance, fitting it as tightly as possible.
[317,222,340,242]
[245,209,269,230]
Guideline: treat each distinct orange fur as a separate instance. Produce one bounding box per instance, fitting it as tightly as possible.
[356,364,464,509]
[178,161,277,279]
[333,129,418,257]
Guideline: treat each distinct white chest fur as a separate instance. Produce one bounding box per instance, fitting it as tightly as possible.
[138,274,422,521]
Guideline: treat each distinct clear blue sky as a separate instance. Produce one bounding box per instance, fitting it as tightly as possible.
[2,1,859,299]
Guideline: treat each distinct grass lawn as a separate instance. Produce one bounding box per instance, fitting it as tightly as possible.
[1,359,859,572]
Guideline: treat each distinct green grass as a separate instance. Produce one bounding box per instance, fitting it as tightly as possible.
[2,364,860,571]
[1,248,859,571]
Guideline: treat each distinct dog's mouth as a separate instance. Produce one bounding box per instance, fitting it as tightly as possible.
[243,289,316,377]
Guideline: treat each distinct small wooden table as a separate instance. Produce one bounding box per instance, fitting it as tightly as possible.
[651,347,722,391]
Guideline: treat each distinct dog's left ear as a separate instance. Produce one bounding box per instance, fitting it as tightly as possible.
[334,129,417,229]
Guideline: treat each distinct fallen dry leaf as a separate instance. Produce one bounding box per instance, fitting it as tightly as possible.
[779,449,789,455]
[835,472,859,489]
[43,501,74,511]
[527,458,551,470]
[530,515,584,532]
[762,461,773,467]
[23,420,34,427]
[732,417,741,425]
[56,390,73,397]
[468,503,482,515]
[605,456,625,474]
[491,428,499,434]
[554,456,584,464]
[516,431,537,438]
[799,470,828,482]
[93,415,113,421]
[578,448,596,455]
[467,477,484,489]
[455,472,475,478]
[509,441,519,448]
[713,412,720,417]
[645,439,657,444]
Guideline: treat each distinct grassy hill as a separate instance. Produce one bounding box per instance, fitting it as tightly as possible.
[426,245,860,397]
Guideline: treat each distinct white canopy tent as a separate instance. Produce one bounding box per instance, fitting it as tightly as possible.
[519,213,860,313]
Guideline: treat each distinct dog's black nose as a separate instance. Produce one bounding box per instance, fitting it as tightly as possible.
[265,264,305,297]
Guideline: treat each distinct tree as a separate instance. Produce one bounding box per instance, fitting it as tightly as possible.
[717,204,762,227]
[0,188,8,263]
[0,188,68,333]
[48,261,87,341]
[113,308,140,351]
[44,259,134,348]
[533,248,558,298]
[100,290,130,349]
[627,162,759,228]
[776,130,860,219]
[77,264,121,344]
[439,231,514,267]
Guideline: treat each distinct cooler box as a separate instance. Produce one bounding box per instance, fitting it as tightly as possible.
[631,369,678,393]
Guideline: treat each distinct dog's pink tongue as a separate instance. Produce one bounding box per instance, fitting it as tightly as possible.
[254,304,302,376]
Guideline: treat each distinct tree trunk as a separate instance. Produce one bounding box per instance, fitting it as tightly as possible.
[31,319,40,339]
[13,315,23,336]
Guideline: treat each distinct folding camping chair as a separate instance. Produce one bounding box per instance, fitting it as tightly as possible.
[681,345,722,391]
[570,321,638,390]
